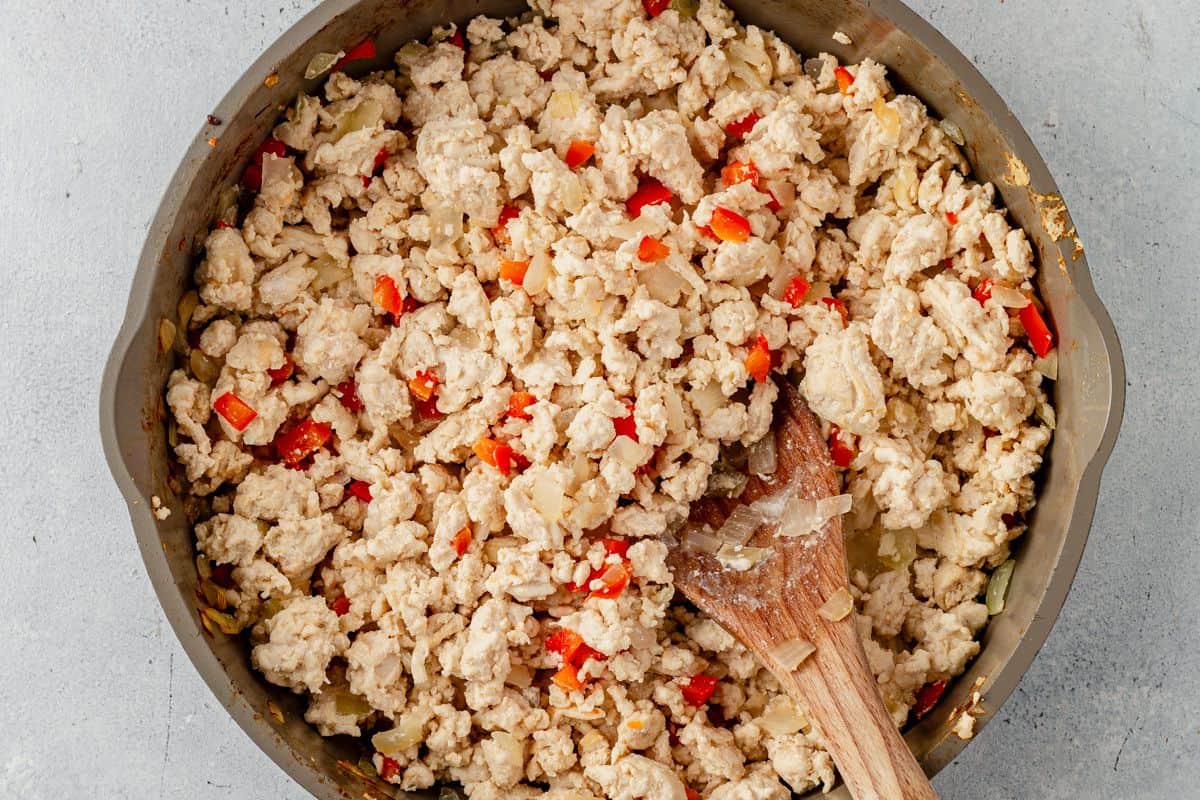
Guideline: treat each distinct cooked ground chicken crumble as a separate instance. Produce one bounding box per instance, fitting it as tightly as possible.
[167,0,1057,796]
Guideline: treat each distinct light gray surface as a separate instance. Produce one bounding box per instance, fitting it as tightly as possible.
[0,1,1194,798]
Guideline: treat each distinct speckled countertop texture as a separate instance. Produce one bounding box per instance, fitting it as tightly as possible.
[0,0,1195,797]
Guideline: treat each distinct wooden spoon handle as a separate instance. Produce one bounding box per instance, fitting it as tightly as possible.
[772,612,938,800]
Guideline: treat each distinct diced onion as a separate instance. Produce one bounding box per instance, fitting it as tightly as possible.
[531,475,564,522]
[872,98,901,144]
[177,290,200,332]
[334,98,383,141]
[748,489,792,523]
[878,527,917,571]
[305,51,341,80]
[816,493,852,519]
[310,254,350,291]
[686,525,720,556]
[705,469,748,499]
[989,284,1029,308]
[805,281,832,302]
[939,118,966,146]
[490,731,523,764]
[766,636,815,671]
[689,380,726,415]
[1036,401,1056,430]
[372,709,432,755]
[579,731,607,753]
[777,495,820,538]
[726,52,768,91]
[892,163,918,209]
[763,177,794,211]
[410,639,430,686]
[758,697,805,736]
[747,435,777,477]
[506,664,534,688]
[523,251,552,294]
[716,542,768,571]
[335,691,373,717]
[818,587,854,622]
[986,559,1016,615]
[158,317,177,354]
[1034,350,1059,381]
[548,91,581,119]
[642,263,688,304]
[717,505,764,545]
[609,436,643,468]
[429,205,464,250]
[189,350,219,384]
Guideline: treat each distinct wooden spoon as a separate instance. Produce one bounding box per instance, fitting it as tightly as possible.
[669,381,938,800]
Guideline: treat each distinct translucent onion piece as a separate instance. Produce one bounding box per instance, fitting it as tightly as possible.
[490,732,523,765]
[986,559,1016,615]
[547,91,581,119]
[767,636,815,671]
[878,527,917,571]
[1034,350,1059,381]
[523,251,552,294]
[672,0,700,16]
[410,639,430,686]
[758,697,805,736]
[202,607,241,635]
[335,691,373,717]
[506,664,534,688]
[579,730,607,753]
[261,153,292,193]
[763,177,795,211]
[305,51,341,80]
[747,434,777,477]
[892,163,918,209]
[609,436,643,468]
[372,708,432,755]
[872,98,901,144]
[939,118,965,146]
[510,581,557,601]
[767,265,800,300]
[642,262,688,305]
[195,554,212,580]
[189,350,219,384]
[310,254,350,291]
[716,542,768,571]
[805,281,833,303]
[818,587,854,621]
[531,475,564,522]
[777,495,820,537]
[177,290,200,333]
[429,205,464,250]
[335,98,383,141]
[989,284,1029,308]
[1037,401,1057,430]
[717,504,764,545]
[816,493,852,519]
[689,380,726,415]
[749,489,793,524]
[158,317,176,354]
[705,469,748,499]
[560,175,586,214]
[727,54,767,91]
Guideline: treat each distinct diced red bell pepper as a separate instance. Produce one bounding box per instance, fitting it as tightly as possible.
[588,561,632,600]
[721,160,760,188]
[408,370,439,402]
[1002,511,1025,529]
[828,423,857,468]
[686,788,702,800]
[215,219,234,230]
[553,663,585,692]
[214,392,258,432]
[973,278,993,306]
[242,138,289,191]
[329,595,351,616]
[414,395,442,420]
[725,112,761,139]
[821,296,850,327]
[346,480,372,503]
[267,353,295,385]
[333,38,377,71]
[275,418,332,466]
[709,207,751,242]
[474,438,517,476]
[764,188,782,212]
[681,674,719,707]
[696,224,720,242]
[564,139,596,169]
[499,259,530,286]
[379,756,401,781]
[783,276,811,308]
[449,29,465,49]
[371,146,389,175]
[637,235,671,263]
[625,177,673,218]
[507,391,537,421]
[613,401,639,441]
[642,0,671,17]
[546,629,587,664]
[912,680,948,720]
[1019,300,1056,357]
[600,538,630,558]
[834,66,855,95]
[335,379,364,413]
[492,205,520,245]
[373,275,403,316]
[452,525,473,557]
[745,334,772,383]
[945,210,959,225]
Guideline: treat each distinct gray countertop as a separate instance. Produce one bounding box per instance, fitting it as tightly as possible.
[0,1,1195,797]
